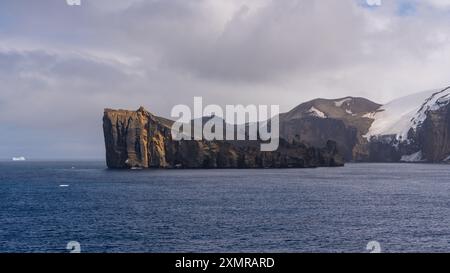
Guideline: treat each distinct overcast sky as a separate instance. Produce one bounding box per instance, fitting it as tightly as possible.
[1,0,450,159]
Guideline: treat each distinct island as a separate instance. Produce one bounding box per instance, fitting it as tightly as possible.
[102,107,344,169]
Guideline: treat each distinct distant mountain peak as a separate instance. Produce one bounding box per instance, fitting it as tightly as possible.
[284,96,381,120]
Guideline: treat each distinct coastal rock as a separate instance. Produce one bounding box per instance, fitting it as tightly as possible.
[103,87,450,166]
[103,107,344,169]
[414,102,450,162]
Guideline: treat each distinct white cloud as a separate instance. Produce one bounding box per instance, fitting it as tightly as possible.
[366,0,382,7]
[427,0,450,9]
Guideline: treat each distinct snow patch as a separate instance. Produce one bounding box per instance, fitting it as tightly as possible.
[334,98,351,107]
[345,109,357,117]
[401,151,423,162]
[362,112,376,119]
[307,107,327,118]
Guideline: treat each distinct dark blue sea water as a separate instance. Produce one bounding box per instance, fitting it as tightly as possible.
[1,161,450,253]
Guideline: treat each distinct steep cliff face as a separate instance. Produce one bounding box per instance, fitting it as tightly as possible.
[418,104,450,162]
[103,107,150,168]
[103,107,344,169]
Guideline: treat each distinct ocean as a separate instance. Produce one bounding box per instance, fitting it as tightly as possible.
[1,161,449,253]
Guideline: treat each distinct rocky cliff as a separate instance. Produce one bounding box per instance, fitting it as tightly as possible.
[418,103,450,162]
[103,87,450,167]
[103,107,344,169]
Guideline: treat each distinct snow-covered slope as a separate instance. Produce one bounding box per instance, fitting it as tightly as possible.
[365,87,450,140]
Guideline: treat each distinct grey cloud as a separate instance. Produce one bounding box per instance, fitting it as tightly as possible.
[104,0,367,82]
[1,0,450,158]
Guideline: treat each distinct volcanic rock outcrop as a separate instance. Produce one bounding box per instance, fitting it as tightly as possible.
[103,86,450,167]
[103,107,344,169]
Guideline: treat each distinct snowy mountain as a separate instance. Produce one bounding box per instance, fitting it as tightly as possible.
[365,87,450,141]
[364,86,450,162]
[280,87,450,163]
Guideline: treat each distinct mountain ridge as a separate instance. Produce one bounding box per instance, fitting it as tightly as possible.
[103,86,450,168]
[280,86,450,163]
[102,108,344,169]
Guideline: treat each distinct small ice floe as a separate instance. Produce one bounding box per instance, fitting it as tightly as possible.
[12,157,26,161]
[59,184,70,187]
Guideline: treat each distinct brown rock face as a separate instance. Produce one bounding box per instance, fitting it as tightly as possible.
[280,97,381,161]
[280,117,358,160]
[103,107,150,168]
[103,107,344,169]
[417,104,450,162]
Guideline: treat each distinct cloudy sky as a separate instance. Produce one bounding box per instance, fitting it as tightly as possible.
[1,0,450,159]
